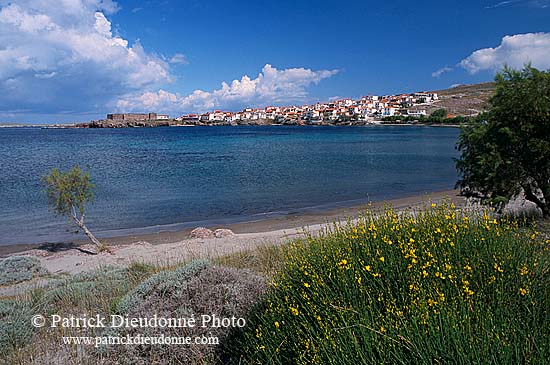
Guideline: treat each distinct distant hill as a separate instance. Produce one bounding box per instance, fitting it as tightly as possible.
[425,82,496,117]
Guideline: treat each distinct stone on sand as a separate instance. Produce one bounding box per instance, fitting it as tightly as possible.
[190,227,215,239]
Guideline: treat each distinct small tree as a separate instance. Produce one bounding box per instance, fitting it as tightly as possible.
[430,108,448,120]
[456,65,550,217]
[43,166,103,247]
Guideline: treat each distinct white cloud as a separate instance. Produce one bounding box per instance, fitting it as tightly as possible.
[168,53,188,65]
[485,0,550,8]
[431,66,453,78]
[531,0,550,7]
[116,64,338,114]
[0,0,171,116]
[459,33,550,73]
[34,71,57,79]
[485,1,519,9]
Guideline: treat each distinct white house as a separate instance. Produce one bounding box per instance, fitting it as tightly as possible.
[408,110,427,117]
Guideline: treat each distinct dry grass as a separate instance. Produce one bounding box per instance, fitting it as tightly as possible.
[429,82,496,116]
[213,243,288,277]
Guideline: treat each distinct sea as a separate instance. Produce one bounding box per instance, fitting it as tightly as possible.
[0,125,460,245]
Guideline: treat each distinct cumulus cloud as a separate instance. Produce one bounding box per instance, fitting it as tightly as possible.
[116,64,339,114]
[431,66,453,78]
[459,33,550,73]
[0,0,171,117]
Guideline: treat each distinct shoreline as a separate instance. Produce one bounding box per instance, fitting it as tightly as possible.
[0,189,462,258]
[0,123,462,129]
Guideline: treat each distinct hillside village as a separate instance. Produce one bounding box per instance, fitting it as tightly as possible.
[79,83,494,128]
[176,92,440,125]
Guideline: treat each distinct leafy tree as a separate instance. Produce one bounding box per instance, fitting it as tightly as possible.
[456,65,550,217]
[43,166,103,247]
[430,108,448,120]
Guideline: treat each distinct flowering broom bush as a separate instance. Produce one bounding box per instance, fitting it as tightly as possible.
[224,203,550,364]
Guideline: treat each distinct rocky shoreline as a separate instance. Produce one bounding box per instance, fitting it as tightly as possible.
[76,119,173,128]
[73,118,460,128]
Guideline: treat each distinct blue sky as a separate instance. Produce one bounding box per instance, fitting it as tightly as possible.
[1,0,550,123]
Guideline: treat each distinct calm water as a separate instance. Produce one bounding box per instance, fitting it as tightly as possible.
[0,126,460,245]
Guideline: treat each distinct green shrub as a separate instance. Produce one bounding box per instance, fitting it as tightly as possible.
[104,262,266,364]
[115,259,210,315]
[0,300,34,356]
[225,203,550,364]
[0,256,48,286]
[41,267,132,310]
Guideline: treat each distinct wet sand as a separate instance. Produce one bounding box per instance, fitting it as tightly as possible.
[0,189,462,257]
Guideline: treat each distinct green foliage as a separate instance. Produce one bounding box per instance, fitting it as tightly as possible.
[42,165,94,217]
[430,108,448,119]
[106,264,267,364]
[0,256,48,286]
[456,65,550,216]
[381,114,470,125]
[42,267,133,309]
[1,264,158,361]
[0,300,35,356]
[115,259,210,315]
[224,204,550,364]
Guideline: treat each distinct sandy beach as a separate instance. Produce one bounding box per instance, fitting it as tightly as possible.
[0,190,463,278]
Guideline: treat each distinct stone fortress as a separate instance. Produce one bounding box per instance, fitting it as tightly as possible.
[106,113,170,121]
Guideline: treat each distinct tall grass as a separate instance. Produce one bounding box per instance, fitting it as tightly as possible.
[224,203,550,364]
